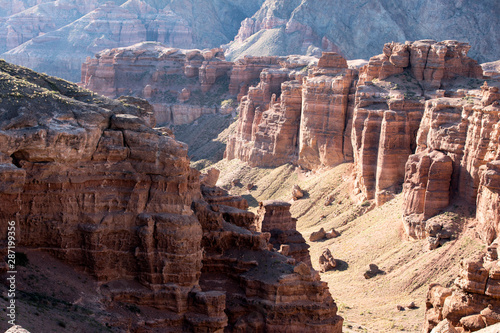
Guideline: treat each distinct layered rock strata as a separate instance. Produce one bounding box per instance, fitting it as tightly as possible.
[424,254,500,332]
[402,82,500,242]
[81,42,232,125]
[225,52,355,168]
[352,40,483,206]
[0,60,343,332]
[255,200,312,265]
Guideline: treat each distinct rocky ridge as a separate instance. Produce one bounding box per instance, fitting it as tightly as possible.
[225,0,500,64]
[0,60,342,332]
[0,0,264,82]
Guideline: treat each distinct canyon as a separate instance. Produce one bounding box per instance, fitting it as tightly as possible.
[77,36,500,331]
[0,2,498,328]
[0,59,343,331]
[1,0,499,83]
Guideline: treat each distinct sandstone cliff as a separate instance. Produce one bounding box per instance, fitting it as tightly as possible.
[423,248,500,332]
[0,60,343,332]
[80,42,233,125]
[225,52,355,168]
[0,0,264,82]
[352,40,483,206]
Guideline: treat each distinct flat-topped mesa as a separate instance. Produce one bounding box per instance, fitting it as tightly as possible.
[402,83,500,242]
[80,42,232,125]
[225,52,356,169]
[256,200,312,268]
[359,40,483,90]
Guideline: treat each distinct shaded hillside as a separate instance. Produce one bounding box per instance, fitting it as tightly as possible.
[226,0,500,63]
[0,0,264,81]
[207,159,486,332]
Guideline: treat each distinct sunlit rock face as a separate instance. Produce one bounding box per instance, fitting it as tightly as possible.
[0,59,344,332]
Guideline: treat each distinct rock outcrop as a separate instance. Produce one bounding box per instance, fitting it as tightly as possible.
[255,200,312,266]
[80,42,232,125]
[352,40,483,206]
[225,52,354,168]
[402,80,500,242]
[424,254,500,332]
[0,60,343,332]
[0,0,264,81]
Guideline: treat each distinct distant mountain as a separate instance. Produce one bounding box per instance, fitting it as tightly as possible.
[0,0,498,82]
[0,0,264,81]
[225,0,500,63]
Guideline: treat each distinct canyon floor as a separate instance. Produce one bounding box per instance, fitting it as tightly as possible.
[175,114,487,332]
[208,159,485,332]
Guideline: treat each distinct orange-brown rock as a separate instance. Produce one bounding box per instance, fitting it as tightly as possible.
[225,52,355,168]
[424,257,500,332]
[359,40,483,90]
[228,55,286,98]
[353,40,484,207]
[402,82,500,241]
[477,161,500,244]
[81,42,229,125]
[225,60,307,166]
[255,200,312,266]
[298,53,356,169]
[351,86,424,205]
[0,60,343,332]
[318,248,336,272]
[402,150,453,239]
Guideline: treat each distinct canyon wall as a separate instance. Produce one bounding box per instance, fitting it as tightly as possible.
[0,0,263,81]
[225,52,355,168]
[80,42,233,125]
[0,59,343,332]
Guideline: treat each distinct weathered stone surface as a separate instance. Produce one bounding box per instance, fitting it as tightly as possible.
[318,248,336,272]
[200,168,220,187]
[475,323,500,333]
[402,81,500,240]
[255,200,311,265]
[0,0,264,81]
[0,60,343,332]
[81,42,230,125]
[364,264,383,279]
[298,54,356,169]
[226,52,354,168]
[402,150,453,239]
[424,257,500,331]
[309,228,327,242]
[477,161,500,244]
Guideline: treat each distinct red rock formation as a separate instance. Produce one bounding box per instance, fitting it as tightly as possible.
[0,60,343,332]
[228,55,286,98]
[226,52,354,168]
[298,53,356,169]
[359,40,482,89]
[402,81,500,241]
[424,256,500,332]
[80,42,230,125]
[255,200,312,266]
[352,40,483,206]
